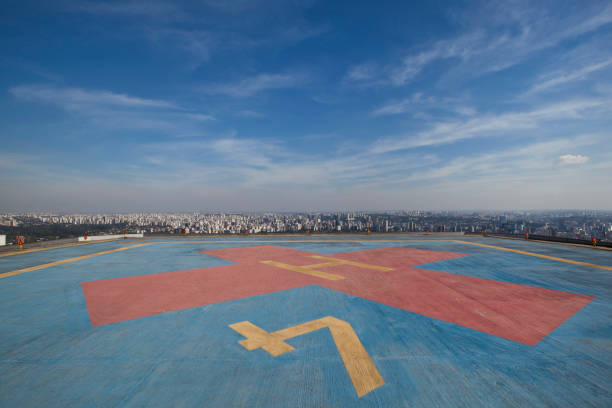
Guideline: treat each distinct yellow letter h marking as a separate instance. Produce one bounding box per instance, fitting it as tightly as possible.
[261,255,393,281]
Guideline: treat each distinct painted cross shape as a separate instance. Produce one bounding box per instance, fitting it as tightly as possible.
[229,316,385,397]
[261,254,393,280]
[82,246,594,345]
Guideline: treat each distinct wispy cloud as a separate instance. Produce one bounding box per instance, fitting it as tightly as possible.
[377,136,601,188]
[525,58,612,95]
[79,0,288,17]
[1,58,63,82]
[558,154,590,165]
[345,30,493,87]
[76,0,185,19]
[346,63,378,81]
[347,2,612,88]
[10,84,215,131]
[72,1,326,69]
[142,28,213,67]
[390,32,485,86]
[565,2,612,37]
[2,128,606,211]
[184,113,215,121]
[129,129,603,198]
[140,134,439,188]
[3,2,611,211]
[371,93,433,116]
[370,93,474,117]
[205,73,306,97]
[10,84,179,110]
[199,0,270,13]
[370,99,610,153]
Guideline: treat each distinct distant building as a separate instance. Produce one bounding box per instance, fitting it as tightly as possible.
[0,235,5,246]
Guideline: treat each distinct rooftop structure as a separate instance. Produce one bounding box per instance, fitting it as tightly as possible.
[1,236,610,406]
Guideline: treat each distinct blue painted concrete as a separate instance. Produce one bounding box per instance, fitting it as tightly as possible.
[0,241,127,274]
[1,237,611,407]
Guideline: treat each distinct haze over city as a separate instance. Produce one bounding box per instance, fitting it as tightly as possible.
[1,0,611,212]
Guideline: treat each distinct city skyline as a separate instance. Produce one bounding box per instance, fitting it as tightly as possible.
[1,1,611,212]
[2,210,611,244]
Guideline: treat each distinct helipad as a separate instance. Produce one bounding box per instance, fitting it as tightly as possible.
[1,236,610,407]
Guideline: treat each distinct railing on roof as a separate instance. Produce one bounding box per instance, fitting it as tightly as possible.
[465,232,612,248]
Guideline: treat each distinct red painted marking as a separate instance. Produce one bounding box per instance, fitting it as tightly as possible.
[81,246,594,345]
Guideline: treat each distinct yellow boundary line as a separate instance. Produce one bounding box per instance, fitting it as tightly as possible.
[0,239,123,258]
[3,238,609,280]
[0,243,154,279]
[0,239,441,279]
[0,238,453,258]
[453,240,612,271]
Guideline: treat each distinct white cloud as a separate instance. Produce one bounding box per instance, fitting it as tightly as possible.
[558,154,590,165]
[344,33,479,87]
[77,0,184,19]
[10,84,178,110]
[10,84,216,131]
[371,93,471,117]
[391,32,484,86]
[72,1,327,70]
[185,113,216,121]
[143,28,213,67]
[347,2,612,88]
[205,73,305,97]
[3,130,607,211]
[347,64,377,81]
[361,136,602,197]
[143,156,165,166]
[371,94,429,117]
[565,2,612,37]
[370,99,610,153]
[371,100,411,117]
[141,134,440,189]
[345,30,489,87]
[526,58,612,95]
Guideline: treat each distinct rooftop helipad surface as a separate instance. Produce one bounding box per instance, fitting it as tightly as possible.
[1,236,611,407]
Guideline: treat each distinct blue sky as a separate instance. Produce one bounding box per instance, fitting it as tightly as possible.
[1,0,611,212]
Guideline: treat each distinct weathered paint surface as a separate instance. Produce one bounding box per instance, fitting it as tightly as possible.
[82,246,593,345]
[230,316,386,397]
[1,237,611,407]
[0,243,154,279]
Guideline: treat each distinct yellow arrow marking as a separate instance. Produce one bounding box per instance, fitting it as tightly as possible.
[230,316,385,397]
[0,239,124,258]
[453,240,612,271]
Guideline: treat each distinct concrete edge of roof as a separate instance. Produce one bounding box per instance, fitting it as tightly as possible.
[2,232,611,255]
[479,234,612,252]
